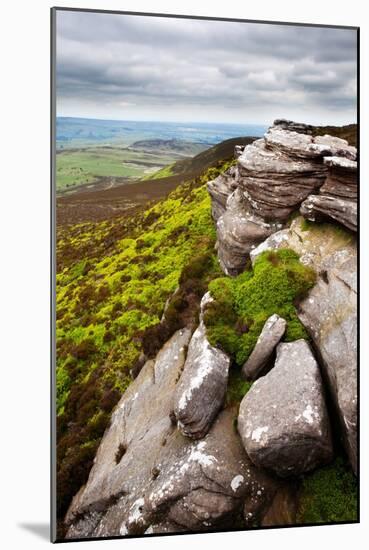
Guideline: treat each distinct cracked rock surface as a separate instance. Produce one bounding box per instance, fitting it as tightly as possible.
[298,250,357,473]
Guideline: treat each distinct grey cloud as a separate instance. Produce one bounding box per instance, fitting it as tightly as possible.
[55,10,357,124]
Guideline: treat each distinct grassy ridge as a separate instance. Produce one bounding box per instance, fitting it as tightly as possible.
[56,160,233,518]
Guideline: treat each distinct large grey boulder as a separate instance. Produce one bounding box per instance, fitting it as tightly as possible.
[145,407,280,532]
[298,249,357,473]
[242,314,287,380]
[238,340,333,477]
[174,293,230,439]
[65,328,282,538]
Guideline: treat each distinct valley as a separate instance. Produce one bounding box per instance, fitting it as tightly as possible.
[55,117,267,194]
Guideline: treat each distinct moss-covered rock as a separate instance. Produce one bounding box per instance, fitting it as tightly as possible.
[204,249,316,366]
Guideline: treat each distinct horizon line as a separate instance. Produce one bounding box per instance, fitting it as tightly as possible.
[56,115,268,126]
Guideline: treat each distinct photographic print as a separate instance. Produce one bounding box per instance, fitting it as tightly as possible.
[51,8,358,542]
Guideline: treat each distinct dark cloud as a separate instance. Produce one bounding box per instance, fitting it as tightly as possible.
[55,10,357,124]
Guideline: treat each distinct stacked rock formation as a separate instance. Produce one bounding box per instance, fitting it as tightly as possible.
[207,119,357,275]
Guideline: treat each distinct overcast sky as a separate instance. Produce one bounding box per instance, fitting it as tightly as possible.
[56,10,357,125]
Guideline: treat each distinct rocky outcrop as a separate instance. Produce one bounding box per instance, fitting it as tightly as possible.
[300,156,357,232]
[65,328,282,538]
[63,119,357,539]
[238,340,333,477]
[242,314,286,380]
[174,293,230,439]
[207,119,357,275]
[248,216,357,474]
[298,249,357,473]
[236,137,325,223]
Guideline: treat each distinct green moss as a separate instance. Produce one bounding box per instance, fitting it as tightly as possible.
[226,368,252,406]
[297,456,358,524]
[204,249,316,366]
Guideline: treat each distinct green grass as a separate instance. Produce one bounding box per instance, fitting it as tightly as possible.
[297,456,357,524]
[203,249,316,366]
[56,147,176,191]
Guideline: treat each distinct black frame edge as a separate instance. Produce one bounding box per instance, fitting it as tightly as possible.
[51,6,57,544]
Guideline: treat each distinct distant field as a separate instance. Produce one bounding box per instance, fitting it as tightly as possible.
[56,147,178,192]
[142,163,175,180]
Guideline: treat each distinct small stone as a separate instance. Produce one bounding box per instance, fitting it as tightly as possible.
[242,314,287,380]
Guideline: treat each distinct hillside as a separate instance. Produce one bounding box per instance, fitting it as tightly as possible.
[57,122,357,539]
[143,136,257,180]
[128,138,209,156]
[56,159,235,528]
[56,137,259,225]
